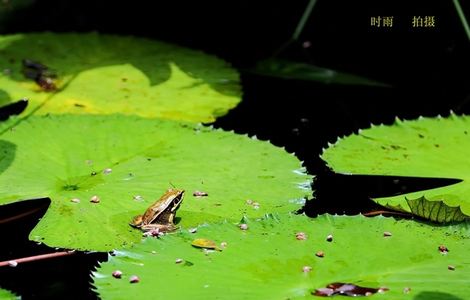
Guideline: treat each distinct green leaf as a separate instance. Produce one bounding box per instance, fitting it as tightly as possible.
[405,197,468,223]
[251,59,391,87]
[0,288,18,300]
[321,114,470,221]
[0,32,241,122]
[0,115,311,251]
[93,214,470,299]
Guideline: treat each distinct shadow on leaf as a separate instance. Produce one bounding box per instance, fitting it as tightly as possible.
[0,139,15,175]
[414,291,464,300]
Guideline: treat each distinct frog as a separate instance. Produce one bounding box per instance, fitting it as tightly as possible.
[130,188,184,233]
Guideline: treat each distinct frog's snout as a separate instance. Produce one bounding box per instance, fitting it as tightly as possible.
[130,214,143,228]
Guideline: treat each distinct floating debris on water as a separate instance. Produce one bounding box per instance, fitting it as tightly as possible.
[302,266,312,273]
[112,270,122,279]
[191,238,222,251]
[296,232,307,240]
[193,191,208,197]
[438,245,449,254]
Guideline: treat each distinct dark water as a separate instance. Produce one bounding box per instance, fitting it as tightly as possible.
[0,0,469,298]
[0,199,106,299]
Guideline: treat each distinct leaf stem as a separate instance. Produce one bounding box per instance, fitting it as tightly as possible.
[0,251,75,267]
[292,0,318,41]
[269,0,318,58]
[363,210,411,217]
[453,0,470,41]
[0,204,48,224]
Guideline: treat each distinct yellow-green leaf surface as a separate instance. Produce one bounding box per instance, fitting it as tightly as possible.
[93,214,470,299]
[322,114,470,220]
[0,32,240,122]
[0,115,311,251]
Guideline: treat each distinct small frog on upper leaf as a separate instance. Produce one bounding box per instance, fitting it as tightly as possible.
[130,188,184,233]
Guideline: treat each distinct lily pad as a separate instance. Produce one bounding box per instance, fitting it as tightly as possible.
[0,114,311,251]
[321,114,470,221]
[0,288,18,300]
[93,214,470,299]
[251,59,390,87]
[0,32,241,122]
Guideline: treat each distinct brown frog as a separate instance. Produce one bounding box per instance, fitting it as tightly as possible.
[130,188,184,233]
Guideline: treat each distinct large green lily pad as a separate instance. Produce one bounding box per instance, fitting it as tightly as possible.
[321,114,470,220]
[0,32,240,122]
[93,213,470,299]
[0,114,311,251]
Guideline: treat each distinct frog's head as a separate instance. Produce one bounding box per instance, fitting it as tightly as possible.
[166,189,184,213]
[130,214,144,228]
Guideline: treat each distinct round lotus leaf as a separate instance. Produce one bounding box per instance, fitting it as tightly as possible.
[0,32,240,122]
[93,213,470,299]
[0,115,311,251]
[322,114,470,221]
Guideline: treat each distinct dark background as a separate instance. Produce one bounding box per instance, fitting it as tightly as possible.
[0,0,469,299]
